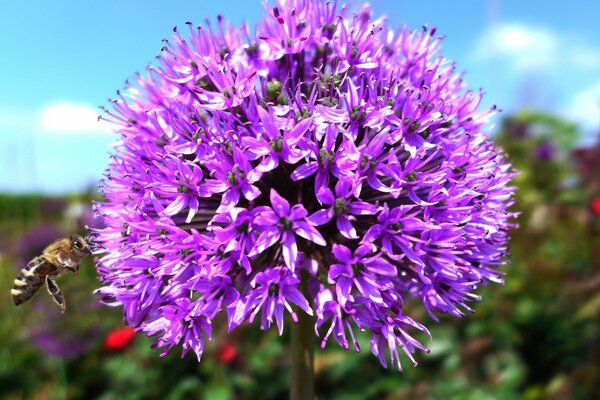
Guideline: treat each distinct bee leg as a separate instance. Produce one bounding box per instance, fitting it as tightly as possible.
[45,276,66,314]
[66,265,80,278]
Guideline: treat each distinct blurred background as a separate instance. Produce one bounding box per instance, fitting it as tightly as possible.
[1,0,599,399]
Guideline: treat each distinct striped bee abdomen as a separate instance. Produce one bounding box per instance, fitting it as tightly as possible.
[11,258,46,306]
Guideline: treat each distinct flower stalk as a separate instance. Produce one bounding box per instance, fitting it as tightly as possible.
[290,303,315,400]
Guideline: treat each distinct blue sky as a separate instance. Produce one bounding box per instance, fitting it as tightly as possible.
[2,0,600,193]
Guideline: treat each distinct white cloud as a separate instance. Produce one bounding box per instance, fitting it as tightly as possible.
[564,82,600,143]
[570,46,600,69]
[473,23,600,72]
[0,102,114,193]
[39,102,110,135]
[492,25,554,54]
[0,108,33,130]
[473,24,558,71]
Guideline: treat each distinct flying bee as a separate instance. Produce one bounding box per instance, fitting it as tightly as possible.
[11,234,91,313]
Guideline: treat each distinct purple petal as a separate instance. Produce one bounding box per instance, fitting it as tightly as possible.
[291,162,318,181]
[332,244,352,263]
[163,196,186,216]
[354,244,372,259]
[270,189,290,217]
[328,264,348,282]
[257,106,279,139]
[283,147,307,164]
[186,196,199,223]
[294,221,326,246]
[336,215,358,239]
[287,117,313,145]
[254,208,278,226]
[366,175,394,192]
[407,188,436,206]
[243,137,270,158]
[249,229,281,257]
[362,225,382,243]
[395,238,425,268]
[307,208,334,226]
[289,204,308,221]
[233,146,251,172]
[355,61,379,69]
[257,155,279,173]
[335,277,353,306]
[283,286,313,315]
[315,104,350,123]
[243,184,261,201]
[335,177,354,198]
[282,232,298,271]
[366,258,396,276]
[274,304,285,335]
[349,201,377,215]
[204,179,228,194]
[316,187,335,206]
[217,189,240,212]
[314,170,329,191]
[224,239,240,253]
[354,277,383,304]
[150,192,165,214]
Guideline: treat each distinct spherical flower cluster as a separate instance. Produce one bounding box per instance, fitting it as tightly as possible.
[94,0,516,370]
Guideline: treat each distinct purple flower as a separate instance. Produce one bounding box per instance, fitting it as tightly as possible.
[30,286,102,359]
[15,224,64,268]
[234,267,313,334]
[329,244,395,306]
[243,106,312,173]
[94,0,516,370]
[290,125,355,192]
[203,147,261,213]
[250,189,326,270]
[533,140,555,161]
[309,177,377,239]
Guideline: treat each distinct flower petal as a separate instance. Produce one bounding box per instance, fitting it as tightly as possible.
[281,232,298,271]
[336,215,358,239]
[315,104,349,124]
[163,196,187,216]
[270,189,290,217]
[249,229,281,257]
[332,244,352,263]
[289,204,308,221]
[294,221,326,246]
[349,201,378,215]
[307,208,334,226]
[217,189,240,213]
[291,162,318,181]
[316,187,335,206]
[283,286,313,315]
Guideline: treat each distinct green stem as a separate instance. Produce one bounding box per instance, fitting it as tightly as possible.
[290,309,315,400]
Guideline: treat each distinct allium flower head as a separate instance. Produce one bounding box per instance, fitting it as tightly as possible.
[94,0,516,370]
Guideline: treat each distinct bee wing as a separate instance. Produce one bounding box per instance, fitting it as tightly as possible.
[53,252,79,275]
[57,254,75,269]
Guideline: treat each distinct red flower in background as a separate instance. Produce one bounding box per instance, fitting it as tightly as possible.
[104,326,135,351]
[217,340,238,364]
[591,198,600,216]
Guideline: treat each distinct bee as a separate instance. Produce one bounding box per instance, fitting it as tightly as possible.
[11,234,91,313]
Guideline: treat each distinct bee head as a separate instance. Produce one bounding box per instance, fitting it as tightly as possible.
[70,234,91,256]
